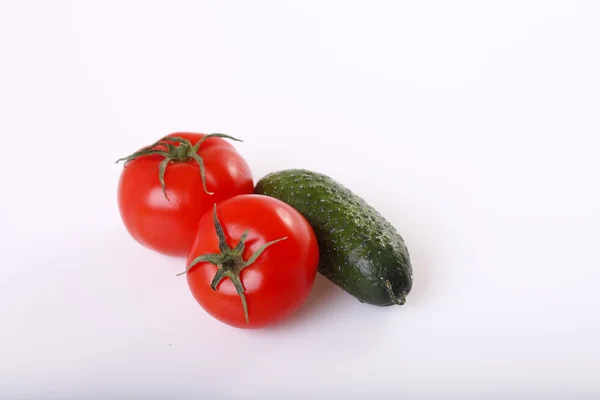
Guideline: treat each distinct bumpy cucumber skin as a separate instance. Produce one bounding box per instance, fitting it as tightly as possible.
[254,169,413,306]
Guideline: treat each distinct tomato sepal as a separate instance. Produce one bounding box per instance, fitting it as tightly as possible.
[115,133,243,201]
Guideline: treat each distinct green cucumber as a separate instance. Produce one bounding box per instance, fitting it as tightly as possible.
[254,169,413,306]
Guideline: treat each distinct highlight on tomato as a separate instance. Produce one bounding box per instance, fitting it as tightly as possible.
[179,195,320,329]
[116,132,253,257]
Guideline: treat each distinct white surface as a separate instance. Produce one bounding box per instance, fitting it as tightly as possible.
[1,1,599,398]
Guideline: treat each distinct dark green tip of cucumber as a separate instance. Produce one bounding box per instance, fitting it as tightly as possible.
[254,169,413,307]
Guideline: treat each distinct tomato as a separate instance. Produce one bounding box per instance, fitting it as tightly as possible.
[117,132,253,257]
[181,194,319,329]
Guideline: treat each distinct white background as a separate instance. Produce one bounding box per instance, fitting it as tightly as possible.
[1,1,599,399]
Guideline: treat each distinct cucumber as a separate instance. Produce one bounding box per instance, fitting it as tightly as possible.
[254,169,413,306]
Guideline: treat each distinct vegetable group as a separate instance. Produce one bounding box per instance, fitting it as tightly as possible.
[116,131,415,329]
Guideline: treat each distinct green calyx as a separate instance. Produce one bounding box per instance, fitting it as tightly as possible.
[177,204,287,324]
[116,133,242,201]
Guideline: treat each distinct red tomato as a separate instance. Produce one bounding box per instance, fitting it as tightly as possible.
[182,194,319,329]
[117,132,253,257]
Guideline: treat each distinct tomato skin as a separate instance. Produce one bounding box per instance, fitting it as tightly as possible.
[185,194,320,329]
[117,132,253,257]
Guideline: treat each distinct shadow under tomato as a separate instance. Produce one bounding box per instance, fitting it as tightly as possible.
[264,273,342,331]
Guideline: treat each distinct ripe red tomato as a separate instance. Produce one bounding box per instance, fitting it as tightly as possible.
[182,194,319,329]
[117,132,253,257]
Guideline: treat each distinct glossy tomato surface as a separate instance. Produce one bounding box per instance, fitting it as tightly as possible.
[117,132,253,256]
[185,194,319,329]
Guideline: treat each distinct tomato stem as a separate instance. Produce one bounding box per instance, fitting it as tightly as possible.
[176,204,287,324]
[115,133,243,201]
